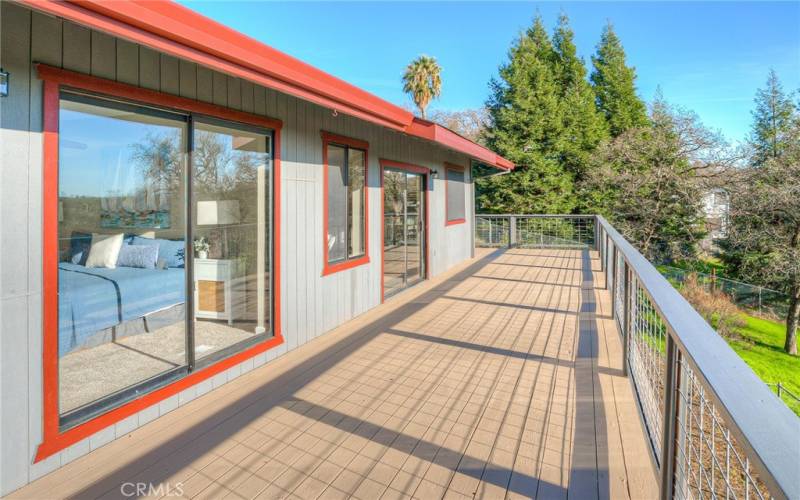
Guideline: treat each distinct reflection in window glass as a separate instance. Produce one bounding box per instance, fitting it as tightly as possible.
[348,149,366,258]
[446,168,466,222]
[327,145,347,262]
[58,93,187,417]
[192,120,272,362]
[326,143,366,264]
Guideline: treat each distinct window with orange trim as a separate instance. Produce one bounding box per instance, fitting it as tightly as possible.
[322,132,369,274]
[445,164,466,226]
[35,65,284,462]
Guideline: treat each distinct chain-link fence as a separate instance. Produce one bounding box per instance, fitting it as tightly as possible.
[659,266,790,320]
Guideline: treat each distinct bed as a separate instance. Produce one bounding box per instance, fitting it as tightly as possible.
[58,262,185,356]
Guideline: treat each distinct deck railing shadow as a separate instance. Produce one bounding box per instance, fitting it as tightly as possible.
[477,214,800,500]
[66,246,593,499]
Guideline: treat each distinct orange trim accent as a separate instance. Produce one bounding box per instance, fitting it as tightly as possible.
[35,67,284,462]
[20,2,513,169]
[321,132,370,277]
[379,159,431,302]
[444,162,467,226]
[321,131,369,151]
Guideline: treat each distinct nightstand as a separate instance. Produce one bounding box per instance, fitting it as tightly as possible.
[194,258,244,325]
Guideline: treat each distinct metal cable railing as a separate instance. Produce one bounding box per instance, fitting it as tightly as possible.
[475,214,800,500]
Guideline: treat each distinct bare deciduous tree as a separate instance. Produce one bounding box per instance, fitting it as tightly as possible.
[721,120,800,354]
[583,98,735,263]
[428,108,489,145]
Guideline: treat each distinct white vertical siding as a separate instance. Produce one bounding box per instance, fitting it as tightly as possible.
[0,4,476,494]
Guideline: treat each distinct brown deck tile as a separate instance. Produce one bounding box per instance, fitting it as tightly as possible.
[9,248,657,500]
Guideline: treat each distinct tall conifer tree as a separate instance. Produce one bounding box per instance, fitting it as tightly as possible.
[590,22,648,137]
[552,13,608,182]
[481,16,575,213]
[750,69,796,165]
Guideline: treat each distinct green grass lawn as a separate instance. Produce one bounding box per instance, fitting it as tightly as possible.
[727,315,800,417]
[670,256,728,277]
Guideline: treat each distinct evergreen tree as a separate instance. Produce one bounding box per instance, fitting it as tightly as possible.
[480,16,575,214]
[750,69,796,165]
[590,22,648,137]
[552,13,608,184]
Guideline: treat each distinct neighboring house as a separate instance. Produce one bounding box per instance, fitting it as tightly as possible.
[0,1,512,493]
[701,188,730,251]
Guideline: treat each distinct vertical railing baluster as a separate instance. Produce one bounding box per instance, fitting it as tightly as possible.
[660,336,679,500]
[622,262,630,377]
[611,244,618,316]
[509,215,517,248]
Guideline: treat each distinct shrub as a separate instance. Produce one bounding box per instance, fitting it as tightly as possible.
[681,273,746,339]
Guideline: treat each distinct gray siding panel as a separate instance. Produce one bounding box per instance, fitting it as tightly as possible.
[90,31,115,80]
[115,39,139,86]
[196,66,213,103]
[240,80,254,114]
[226,75,240,110]
[0,6,476,493]
[179,59,197,100]
[31,12,62,68]
[1,4,32,493]
[211,70,226,107]
[138,46,160,91]
[159,54,179,96]
[62,21,90,74]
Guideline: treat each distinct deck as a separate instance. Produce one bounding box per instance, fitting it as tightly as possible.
[12,248,658,500]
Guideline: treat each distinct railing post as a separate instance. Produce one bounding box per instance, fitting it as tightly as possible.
[594,216,600,251]
[599,228,605,273]
[660,336,679,500]
[622,262,630,377]
[603,233,609,289]
[509,216,517,248]
[611,245,617,317]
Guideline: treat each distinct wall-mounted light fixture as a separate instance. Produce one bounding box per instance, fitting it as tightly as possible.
[430,169,439,179]
[0,69,9,98]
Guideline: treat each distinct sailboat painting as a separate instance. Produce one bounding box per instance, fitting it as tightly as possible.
[100,183,171,228]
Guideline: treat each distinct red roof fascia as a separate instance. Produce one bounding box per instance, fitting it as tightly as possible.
[406,118,514,170]
[21,0,411,130]
[20,0,513,169]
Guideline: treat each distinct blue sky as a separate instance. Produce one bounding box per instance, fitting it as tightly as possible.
[180,1,799,144]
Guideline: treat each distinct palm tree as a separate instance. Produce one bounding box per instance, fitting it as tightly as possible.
[402,55,442,119]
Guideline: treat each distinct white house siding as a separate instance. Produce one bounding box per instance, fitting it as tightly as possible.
[0,3,475,494]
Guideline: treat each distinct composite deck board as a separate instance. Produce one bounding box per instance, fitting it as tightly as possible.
[9,249,656,499]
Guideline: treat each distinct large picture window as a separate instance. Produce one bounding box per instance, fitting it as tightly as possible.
[323,132,369,274]
[55,89,275,428]
[445,164,466,225]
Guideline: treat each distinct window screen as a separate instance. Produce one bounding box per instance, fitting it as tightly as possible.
[446,168,466,222]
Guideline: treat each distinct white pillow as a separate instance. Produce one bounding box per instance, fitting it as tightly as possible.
[85,233,124,269]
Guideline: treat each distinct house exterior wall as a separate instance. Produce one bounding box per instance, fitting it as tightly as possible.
[0,3,475,494]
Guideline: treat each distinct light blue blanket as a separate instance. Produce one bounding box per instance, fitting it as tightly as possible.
[58,263,185,356]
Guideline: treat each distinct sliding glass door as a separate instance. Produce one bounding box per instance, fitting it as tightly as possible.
[191,119,272,365]
[383,169,426,298]
[56,91,273,428]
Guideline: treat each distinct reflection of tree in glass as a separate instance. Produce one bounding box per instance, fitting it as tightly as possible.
[194,130,261,195]
[130,130,183,190]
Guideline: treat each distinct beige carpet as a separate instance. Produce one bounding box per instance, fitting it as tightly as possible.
[59,320,260,414]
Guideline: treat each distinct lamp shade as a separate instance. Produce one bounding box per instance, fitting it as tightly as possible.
[197,200,240,225]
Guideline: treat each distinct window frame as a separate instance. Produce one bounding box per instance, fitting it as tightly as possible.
[321,131,370,276]
[37,64,284,462]
[444,162,467,226]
